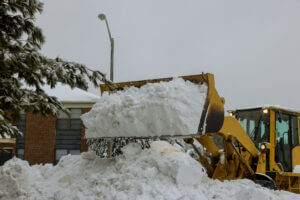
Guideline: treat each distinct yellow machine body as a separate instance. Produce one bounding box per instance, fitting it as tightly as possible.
[100,73,300,193]
[192,106,300,193]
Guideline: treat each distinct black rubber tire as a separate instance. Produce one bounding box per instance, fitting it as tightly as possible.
[255,179,277,190]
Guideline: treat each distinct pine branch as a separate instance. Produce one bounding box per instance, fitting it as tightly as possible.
[0,0,112,138]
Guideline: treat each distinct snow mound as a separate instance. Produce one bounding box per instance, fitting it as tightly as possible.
[294,165,300,173]
[81,78,207,138]
[0,142,299,200]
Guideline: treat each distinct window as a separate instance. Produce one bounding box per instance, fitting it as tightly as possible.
[275,113,298,172]
[17,149,24,160]
[236,109,270,148]
[55,149,67,162]
[55,108,82,163]
[16,114,26,160]
[69,149,80,155]
[292,119,299,147]
[56,109,82,130]
[55,149,81,163]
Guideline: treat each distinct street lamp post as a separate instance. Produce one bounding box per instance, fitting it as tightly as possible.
[98,13,114,158]
[98,13,114,82]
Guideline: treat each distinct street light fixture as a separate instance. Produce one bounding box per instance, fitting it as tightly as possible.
[98,13,114,158]
[98,13,114,82]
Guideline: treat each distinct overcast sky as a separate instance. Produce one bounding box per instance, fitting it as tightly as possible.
[37,0,300,110]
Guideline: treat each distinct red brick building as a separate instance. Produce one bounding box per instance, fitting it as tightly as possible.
[1,83,99,165]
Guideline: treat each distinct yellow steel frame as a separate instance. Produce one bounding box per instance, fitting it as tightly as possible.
[292,146,300,169]
[258,108,300,193]
[268,109,281,172]
[276,172,300,193]
[203,107,300,194]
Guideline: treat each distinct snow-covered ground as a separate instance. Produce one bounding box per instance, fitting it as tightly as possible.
[0,141,299,200]
[6,78,298,199]
[81,78,207,138]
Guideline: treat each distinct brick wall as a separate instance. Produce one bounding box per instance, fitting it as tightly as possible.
[20,107,92,165]
[24,112,56,165]
[81,108,91,152]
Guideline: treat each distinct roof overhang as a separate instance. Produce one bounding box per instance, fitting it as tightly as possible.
[62,102,96,108]
[0,138,16,144]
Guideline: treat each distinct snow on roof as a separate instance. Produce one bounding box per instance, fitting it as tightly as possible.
[233,105,300,113]
[42,82,100,103]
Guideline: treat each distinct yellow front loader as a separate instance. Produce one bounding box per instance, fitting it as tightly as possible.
[99,73,300,193]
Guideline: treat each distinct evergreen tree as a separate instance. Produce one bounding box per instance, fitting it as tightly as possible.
[0,0,112,138]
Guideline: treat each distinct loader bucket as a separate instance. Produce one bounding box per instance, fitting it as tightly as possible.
[100,73,225,136]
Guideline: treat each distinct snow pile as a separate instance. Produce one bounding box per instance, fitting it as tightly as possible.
[81,78,207,138]
[294,165,300,173]
[0,141,299,200]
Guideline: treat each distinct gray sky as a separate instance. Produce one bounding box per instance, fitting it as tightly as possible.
[37,0,300,110]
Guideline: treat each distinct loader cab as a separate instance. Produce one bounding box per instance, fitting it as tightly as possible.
[230,108,270,150]
[230,106,300,172]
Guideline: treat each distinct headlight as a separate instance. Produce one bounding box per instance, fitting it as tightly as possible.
[263,109,268,114]
[260,143,267,152]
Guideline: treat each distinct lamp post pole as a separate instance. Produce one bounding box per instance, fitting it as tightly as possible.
[98,14,114,157]
[98,13,114,82]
